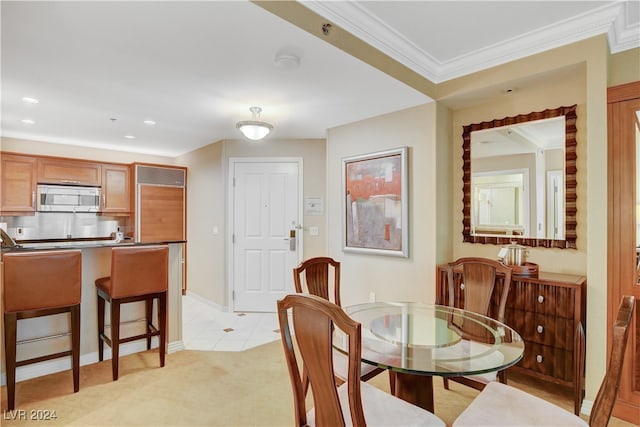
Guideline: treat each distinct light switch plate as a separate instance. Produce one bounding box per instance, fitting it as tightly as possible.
[309,226,319,236]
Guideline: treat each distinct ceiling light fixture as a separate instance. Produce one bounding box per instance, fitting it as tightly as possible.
[22,97,39,104]
[21,118,35,124]
[236,106,273,141]
[124,134,136,139]
[143,119,156,125]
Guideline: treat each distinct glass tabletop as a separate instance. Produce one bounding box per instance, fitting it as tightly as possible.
[334,301,524,377]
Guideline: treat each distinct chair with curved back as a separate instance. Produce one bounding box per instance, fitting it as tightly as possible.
[278,293,446,427]
[442,257,513,391]
[293,256,389,394]
[453,295,635,427]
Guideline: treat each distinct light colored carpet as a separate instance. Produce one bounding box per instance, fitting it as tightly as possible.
[0,342,636,426]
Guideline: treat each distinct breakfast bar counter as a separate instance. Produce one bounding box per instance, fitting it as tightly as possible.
[0,240,186,385]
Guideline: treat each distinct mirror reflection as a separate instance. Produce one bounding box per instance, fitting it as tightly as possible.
[461,105,577,249]
[471,116,565,239]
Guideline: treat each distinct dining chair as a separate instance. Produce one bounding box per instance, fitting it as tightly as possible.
[293,256,389,394]
[442,257,513,391]
[453,295,635,427]
[277,293,446,426]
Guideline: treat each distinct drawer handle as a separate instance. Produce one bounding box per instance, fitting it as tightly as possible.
[536,355,543,363]
[537,295,544,303]
[536,325,544,334]
[460,283,465,290]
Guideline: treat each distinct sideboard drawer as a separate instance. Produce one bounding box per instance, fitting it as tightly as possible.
[506,309,576,350]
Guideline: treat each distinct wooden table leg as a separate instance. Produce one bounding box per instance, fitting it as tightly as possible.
[393,372,434,412]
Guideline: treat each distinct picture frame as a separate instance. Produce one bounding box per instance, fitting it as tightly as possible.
[342,147,408,257]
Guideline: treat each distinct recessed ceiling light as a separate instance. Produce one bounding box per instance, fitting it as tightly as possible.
[21,118,35,124]
[143,119,156,125]
[124,135,136,139]
[22,97,39,104]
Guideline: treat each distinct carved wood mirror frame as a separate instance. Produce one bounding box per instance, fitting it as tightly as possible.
[462,105,578,248]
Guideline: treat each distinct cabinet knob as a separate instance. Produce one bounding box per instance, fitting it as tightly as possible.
[460,283,465,290]
[537,295,544,303]
[536,325,544,334]
[536,355,543,363]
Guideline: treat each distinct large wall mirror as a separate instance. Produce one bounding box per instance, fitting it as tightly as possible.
[462,105,577,248]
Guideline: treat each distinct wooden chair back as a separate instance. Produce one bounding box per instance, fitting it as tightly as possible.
[446,257,512,322]
[293,257,341,306]
[589,295,635,427]
[278,293,365,427]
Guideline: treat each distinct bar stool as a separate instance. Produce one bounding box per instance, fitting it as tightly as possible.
[3,250,82,411]
[95,245,168,381]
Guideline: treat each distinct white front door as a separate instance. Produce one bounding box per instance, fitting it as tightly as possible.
[230,159,301,312]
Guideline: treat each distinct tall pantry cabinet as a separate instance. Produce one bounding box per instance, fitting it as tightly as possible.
[134,164,187,294]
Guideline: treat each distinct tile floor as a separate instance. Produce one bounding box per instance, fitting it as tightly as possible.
[182,292,281,351]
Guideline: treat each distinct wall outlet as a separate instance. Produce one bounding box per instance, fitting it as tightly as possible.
[369,292,376,302]
[16,227,24,236]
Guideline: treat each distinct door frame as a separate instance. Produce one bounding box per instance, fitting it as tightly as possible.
[227,157,304,311]
[606,81,640,422]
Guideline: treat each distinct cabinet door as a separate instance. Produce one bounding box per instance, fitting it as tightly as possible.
[102,164,131,213]
[138,185,184,242]
[38,158,102,186]
[1,154,37,213]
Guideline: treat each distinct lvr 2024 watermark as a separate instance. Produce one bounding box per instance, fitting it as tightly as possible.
[3,409,57,421]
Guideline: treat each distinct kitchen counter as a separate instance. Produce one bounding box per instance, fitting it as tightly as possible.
[0,241,186,385]
[4,238,186,249]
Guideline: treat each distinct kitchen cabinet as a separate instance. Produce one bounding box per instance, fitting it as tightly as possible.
[37,157,102,186]
[101,163,131,214]
[135,164,187,294]
[436,265,586,415]
[137,185,184,241]
[1,153,37,213]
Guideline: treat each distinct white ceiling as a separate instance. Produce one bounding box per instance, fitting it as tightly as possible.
[2,1,638,157]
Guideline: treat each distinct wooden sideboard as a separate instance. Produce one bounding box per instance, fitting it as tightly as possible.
[436,265,587,415]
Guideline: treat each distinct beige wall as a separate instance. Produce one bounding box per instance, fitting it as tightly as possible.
[177,138,326,308]
[176,142,226,304]
[608,47,640,87]
[326,104,439,305]
[437,35,609,405]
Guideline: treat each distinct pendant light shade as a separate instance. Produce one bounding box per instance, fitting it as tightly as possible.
[236,106,273,140]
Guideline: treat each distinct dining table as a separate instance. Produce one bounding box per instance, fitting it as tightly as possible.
[333,301,525,413]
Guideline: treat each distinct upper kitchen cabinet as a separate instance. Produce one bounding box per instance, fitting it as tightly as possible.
[1,153,37,214]
[101,163,131,214]
[37,157,102,186]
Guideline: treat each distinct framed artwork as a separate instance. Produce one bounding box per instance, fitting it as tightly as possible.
[342,147,408,257]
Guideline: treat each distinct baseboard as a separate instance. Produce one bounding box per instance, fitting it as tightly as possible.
[0,339,185,386]
[186,290,227,311]
[580,398,593,416]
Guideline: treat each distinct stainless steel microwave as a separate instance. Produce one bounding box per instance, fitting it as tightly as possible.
[36,184,101,212]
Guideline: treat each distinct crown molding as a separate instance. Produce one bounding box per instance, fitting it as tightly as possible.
[439,2,623,82]
[303,1,637,83]
[302,0,440,81]
[609,1,640,53]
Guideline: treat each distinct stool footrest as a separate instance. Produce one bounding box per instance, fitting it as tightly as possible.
[16,350,72,367]
[119,330,160,344]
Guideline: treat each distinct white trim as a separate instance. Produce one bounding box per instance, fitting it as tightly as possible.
[609,1,640,53]
[580,398,593,416]
[0,339,184,386]
[303,1,632,83]
[186,290,227,312]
